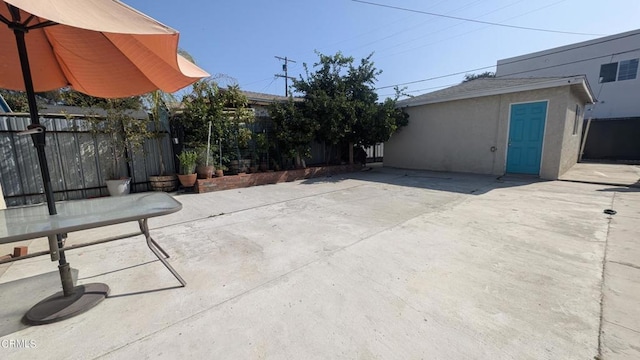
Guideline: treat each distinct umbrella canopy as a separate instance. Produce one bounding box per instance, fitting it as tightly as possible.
[0,0,209,97]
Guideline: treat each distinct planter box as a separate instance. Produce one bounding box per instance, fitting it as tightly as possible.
[194,164,361,194]
[149,175,178,192]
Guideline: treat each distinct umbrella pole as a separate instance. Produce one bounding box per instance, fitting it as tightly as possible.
[10,17,108,325]
[12,15,75,298]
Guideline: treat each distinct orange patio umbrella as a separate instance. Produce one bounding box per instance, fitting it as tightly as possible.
[0,0,208,324]
[0,0,209,97]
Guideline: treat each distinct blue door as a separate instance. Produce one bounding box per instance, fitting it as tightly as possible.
[506,101,547,174]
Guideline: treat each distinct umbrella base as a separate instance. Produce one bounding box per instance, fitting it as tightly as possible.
[23,283,110,325]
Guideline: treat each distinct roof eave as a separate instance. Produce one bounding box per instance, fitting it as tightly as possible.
[577,78,596,104]
[398,76,595,108]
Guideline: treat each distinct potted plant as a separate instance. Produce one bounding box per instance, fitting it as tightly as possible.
[215,164,227,177]
[213,150,228,177]
[86,98,152,196]
[176,150,198,187]
[196,146,215,179]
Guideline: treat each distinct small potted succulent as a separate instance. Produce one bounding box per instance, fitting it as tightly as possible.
[176,150,198,187]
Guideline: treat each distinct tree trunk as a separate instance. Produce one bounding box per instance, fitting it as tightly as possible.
[295,153,302,168]
[348,142,354,164]
[156,134,166,175]
[152,91,167,176]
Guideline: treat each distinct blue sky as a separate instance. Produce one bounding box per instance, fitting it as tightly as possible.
[124,0,639,99]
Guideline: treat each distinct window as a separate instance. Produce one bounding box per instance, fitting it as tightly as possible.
[572,105,581,135]
[599,59,639,83]
[599,63,618,83]
[618,59,639,81]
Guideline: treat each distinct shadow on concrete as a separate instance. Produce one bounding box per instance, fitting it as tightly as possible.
[106,285,184,299]
[0,269,78,337]
[300,166,549,196]
[77,260,184,298]
[77,260,158,281]
[561,162,640,187]
[597,186,640,193]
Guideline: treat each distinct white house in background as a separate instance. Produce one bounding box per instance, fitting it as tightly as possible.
[496,29,640,161]
[496,29,640,120]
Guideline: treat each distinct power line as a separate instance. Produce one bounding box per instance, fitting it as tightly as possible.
[346,0,486,53]
[240,76,276,88]
[351,0,605,36]
[260,76,279,93]
[379,83,458,98]
[375,31,640,90]
[372,0,530,55]
[374,0,567,60]
[377,65,495,90]
[307,0,452,58]
[299,0,528,63]
[379,47,640,90]
[494,47,640,78]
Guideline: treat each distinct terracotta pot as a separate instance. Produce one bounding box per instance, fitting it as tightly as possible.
[177,173,197,187]
[196,165,215,179]
[215,169,224,177]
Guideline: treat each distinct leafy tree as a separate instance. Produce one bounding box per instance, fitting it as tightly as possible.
[84,98,152,179]
[59,90,142,109]
[269,98,318,168]
[181,79,223,148]
[180,79,254,169]
[357,97,409,147]
[0,89,29,112]
[294,52,355,159]
[463,71,496,82]
[0,88,143,112]
[292,51,408,163]
[144,90,178,175]
[220,85,255,163]
[0,89,60,111]
[144,49,197,175]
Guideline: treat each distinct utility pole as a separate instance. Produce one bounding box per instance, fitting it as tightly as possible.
[275,56,296,97]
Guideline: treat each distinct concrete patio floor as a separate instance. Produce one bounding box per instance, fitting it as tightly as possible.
[559,162,640,187]
[1,167,638,359]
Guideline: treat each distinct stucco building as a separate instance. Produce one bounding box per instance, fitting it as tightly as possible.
[496,29,640,160]
[385,76,594,180]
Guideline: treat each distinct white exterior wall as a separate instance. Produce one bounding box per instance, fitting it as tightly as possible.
[496,29,640,120]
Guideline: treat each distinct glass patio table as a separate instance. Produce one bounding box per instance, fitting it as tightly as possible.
[0,192,185,324]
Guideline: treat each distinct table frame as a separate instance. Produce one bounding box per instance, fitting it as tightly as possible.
[0,192,186,324]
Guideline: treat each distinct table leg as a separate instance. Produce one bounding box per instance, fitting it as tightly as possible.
[138,219,186,287]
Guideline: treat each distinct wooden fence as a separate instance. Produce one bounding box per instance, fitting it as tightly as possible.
[0,114,174,207]
[1,113,385,207]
